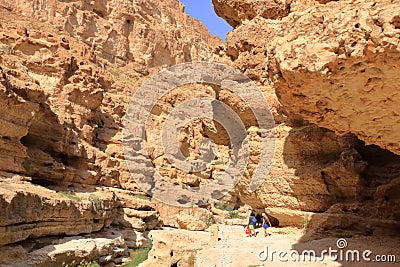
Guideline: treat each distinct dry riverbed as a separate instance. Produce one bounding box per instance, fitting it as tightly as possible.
[141,225,399,267]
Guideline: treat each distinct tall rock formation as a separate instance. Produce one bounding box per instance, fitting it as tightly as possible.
[0,1,399,266]
[213,0,400,239]
[0,0,221,265]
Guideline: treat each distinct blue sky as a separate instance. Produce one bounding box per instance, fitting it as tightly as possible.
[179,0,232,41]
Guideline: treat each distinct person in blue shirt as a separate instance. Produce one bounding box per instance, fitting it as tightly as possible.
[247,209,257,237]
[261,212,271,237]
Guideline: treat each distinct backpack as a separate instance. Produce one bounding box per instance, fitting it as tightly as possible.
[245,226,251,235]
[251,216,257,223]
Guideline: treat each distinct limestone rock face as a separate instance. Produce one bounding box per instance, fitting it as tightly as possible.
[270,0,400,155]
[217,0,400,155]
[0,0,220,190]
[176,213,207,231]
[141,229,210,267]
[153,200,213,230]
[0,0,218,264]
[7,0,220,68]
[213,0,400,238]
[0,181,118,246]
[0,230,137,267]
[213,0,291,27]
[1,0,399,264]
[234,124,367,213]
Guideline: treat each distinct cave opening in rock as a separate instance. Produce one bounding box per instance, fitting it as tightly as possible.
[355,140,400,218]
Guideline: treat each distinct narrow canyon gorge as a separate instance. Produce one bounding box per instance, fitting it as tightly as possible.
[0,0,399,266]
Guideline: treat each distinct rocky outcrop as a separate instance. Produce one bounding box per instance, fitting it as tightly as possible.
[6,0,220,68]
[0,228,150,267]
[213,0,291,27]
[1,0,399,266]
[153,200,214,230]
[0,0,219,265]
[0,0,221,190]
[215,0,400,155]
[270,0,400,156]
[141,229,210,267]
[213,0,400,238]
[1,236,126,267]
[234,124,367,213]
[176,213,208,231]
[0,179,158,266]
[301,203,400,242]
[0,180,118,246]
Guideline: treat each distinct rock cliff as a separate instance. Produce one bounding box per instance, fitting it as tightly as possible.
[0,0,399,265]
[213,0,400,239]
[219,0,400,154]
[0,0,221,265]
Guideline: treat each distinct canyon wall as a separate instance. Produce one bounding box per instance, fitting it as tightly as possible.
[0,0,222,265]
[0,0,399,265]
[213,0,400,239]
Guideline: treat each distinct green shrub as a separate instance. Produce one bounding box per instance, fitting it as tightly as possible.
[188,253,195,267]
[200,214,215,227]
[76,261,101,267]
[57,191,82,202]
[227,211,245,219]
[301,216,311,232]
[125,240,153,267]
[89,196,104,211]
[214,201,233,211]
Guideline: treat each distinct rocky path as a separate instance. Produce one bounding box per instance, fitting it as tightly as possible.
[197,225,400,267]
[143,225,399,267]
[196,225,339,267]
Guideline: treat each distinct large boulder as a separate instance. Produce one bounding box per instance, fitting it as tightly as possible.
[216,0,400,155]
[0,180,118,246]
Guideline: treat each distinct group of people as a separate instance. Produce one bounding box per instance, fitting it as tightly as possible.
[246,208,271,237]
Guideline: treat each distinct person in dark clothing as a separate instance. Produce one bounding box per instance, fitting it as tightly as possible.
[247,210,257,237]
[262,212,271,237]
[255,213,262,227]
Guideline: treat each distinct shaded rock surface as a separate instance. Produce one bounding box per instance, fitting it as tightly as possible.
[0,0,219,265]
[0,229,146,267]
[213,0,400,239]
[215,0,400,154]
[141,225,400,267]
[0,180,118,246]
[0,0,400,266]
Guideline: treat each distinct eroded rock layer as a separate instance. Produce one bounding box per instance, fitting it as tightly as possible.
[0,0,220,264]
[215,0,400,154]
[213,0,400,238]
[0,0,399,265]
